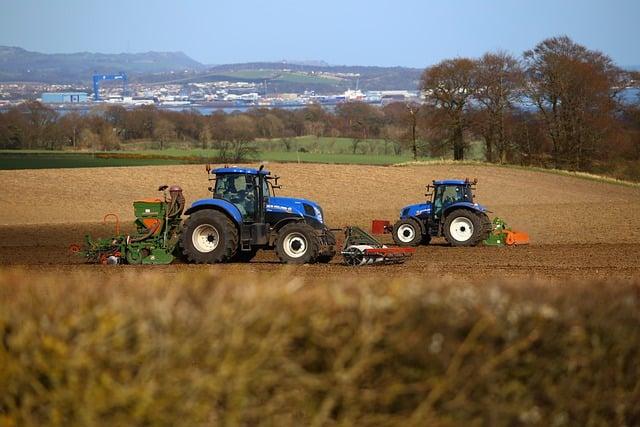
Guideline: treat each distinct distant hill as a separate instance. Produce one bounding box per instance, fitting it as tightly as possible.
[0,46,423,91]
[139,62,423,93]
[0,46,205,83]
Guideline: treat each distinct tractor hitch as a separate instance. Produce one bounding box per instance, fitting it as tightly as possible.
[371,220,392,235]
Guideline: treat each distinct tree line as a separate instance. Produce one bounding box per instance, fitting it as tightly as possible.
[418,35,638,173]
[0,36,638,178]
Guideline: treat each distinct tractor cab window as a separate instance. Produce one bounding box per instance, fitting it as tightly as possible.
[214,174,257,219]
[433,185,471,216]
[262,179,272,199]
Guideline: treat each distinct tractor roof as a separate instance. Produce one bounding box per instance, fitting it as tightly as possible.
[433,179,469,186]
[212,167,270,176]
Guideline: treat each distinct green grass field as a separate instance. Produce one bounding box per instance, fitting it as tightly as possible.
[0,136,428,169]
[122,136,397,156]
[273,72,342,84]
[0,152,191,170]
[259,151,413,164]
[209,70,341,85]
[0,151,417,169]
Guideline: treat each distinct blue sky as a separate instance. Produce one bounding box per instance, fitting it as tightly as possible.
[1,0,638,67]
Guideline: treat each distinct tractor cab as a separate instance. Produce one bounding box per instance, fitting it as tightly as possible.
[429,179,476,220]
[210,167,272,222]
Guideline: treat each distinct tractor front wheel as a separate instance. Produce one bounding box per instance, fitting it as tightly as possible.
[180,210,238,263]
[275,222,320,264]
[443,209,484,247]
[392,218,423,247]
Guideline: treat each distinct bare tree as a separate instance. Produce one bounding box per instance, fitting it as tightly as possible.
[336,102,383,154]
[153,118,176,150]
[57,112,83,149]
[0,108,26,149]
[256,113,285,139]
[405,103,421,161]
[218,115,257,162]
[472,52,524,162]
[523,36,627,169]
[18,101,58,149]
[198,123,212,150]
[420,58,477,160]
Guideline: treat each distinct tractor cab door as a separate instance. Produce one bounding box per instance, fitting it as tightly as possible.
[432,185,468,220]
[214,173,259,222]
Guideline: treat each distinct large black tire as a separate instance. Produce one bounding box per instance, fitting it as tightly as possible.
[443,209,486,247]
[275,222,320,264]
[180,210,238,263]
[477,212,493,242]
[392,218,423,247]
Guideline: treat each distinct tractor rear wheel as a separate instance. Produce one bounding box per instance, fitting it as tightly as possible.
[275,222,320,264]
[443,209,484,247]
[180,210,238,263]
[392,218,423,247]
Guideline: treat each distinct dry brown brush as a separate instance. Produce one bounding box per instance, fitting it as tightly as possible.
[0,271,639,426]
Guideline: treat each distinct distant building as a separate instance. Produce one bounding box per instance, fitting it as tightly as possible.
[41,92,88,103]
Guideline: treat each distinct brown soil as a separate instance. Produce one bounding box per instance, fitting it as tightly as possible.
[1,163,639,281]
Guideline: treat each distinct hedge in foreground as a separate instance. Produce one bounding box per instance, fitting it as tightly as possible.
[0,271,638,426]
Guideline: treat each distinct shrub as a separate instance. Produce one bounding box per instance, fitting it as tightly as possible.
[0,271,638,426]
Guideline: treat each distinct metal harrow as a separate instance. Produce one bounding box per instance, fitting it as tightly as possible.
[341,226,415,266]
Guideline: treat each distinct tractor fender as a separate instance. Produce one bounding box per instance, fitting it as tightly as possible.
[272,215,304,231]
[404,215,427,235]
[442,202,487,219]
[268,216,305,246]
[184,199,243,225]
[400,203,431,235]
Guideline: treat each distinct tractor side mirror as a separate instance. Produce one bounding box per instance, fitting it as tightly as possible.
[425,184,433,198]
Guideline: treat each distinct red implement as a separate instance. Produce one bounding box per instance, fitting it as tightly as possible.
[371,220,392,234]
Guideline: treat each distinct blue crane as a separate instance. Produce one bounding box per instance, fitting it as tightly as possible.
[92,72,128,101]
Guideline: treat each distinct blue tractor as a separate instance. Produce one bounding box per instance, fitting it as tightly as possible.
[180,166,336,264]
[391,179,493,247]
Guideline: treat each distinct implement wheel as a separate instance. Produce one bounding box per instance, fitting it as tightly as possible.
[180,210,238,263]
[392,218,423,247]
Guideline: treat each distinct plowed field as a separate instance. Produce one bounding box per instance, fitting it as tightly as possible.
[1,163,639,281]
